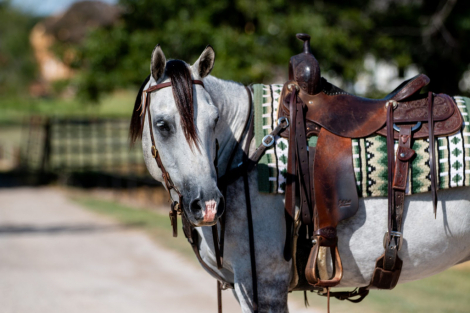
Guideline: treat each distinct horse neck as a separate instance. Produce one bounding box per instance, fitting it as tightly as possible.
[203,75,250,176]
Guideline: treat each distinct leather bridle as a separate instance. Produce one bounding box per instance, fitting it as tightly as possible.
[138,78,288,313]
[139,79,205,234]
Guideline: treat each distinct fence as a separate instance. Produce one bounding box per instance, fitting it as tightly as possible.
[18,117,159,188]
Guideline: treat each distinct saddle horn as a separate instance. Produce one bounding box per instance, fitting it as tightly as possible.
[289,33,322,95]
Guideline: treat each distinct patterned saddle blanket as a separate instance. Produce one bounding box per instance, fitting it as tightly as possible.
[252,84,470,197]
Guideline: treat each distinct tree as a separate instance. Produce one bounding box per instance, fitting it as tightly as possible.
[0,0,38,95]
[74,0,470,100]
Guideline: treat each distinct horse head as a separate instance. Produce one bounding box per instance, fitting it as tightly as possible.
[130,45,224,227]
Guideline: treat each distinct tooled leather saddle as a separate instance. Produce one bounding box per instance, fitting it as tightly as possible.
[278,33,463,300]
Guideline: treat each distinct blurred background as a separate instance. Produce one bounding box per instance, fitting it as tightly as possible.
[1,0,470,312]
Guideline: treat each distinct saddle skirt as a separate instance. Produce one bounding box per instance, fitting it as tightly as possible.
[252,84,470,197]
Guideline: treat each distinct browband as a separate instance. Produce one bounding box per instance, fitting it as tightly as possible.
[139,80,205,117]
[144,80,205,93]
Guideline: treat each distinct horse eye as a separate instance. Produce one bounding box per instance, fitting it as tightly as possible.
[156,121,170,131]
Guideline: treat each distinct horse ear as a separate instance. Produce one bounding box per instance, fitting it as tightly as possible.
[150,44,166,82]
[193,45,215,78]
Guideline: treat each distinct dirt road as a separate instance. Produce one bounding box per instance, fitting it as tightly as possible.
[0,188,315,313]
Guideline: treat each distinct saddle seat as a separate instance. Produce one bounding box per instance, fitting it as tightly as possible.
[278,74,461,140]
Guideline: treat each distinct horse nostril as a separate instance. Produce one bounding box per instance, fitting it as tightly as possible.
[190,199,202,214]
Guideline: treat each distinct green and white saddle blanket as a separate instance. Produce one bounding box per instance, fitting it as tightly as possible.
[252,84,470,197]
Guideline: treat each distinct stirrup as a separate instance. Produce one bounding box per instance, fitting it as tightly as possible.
[305,232,343,287]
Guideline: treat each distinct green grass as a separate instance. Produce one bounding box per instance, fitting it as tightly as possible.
[70,195,195,261]
[73,194,470,313]
[291,265,470,313]
[1,89,137,122]
[292,268,470,313]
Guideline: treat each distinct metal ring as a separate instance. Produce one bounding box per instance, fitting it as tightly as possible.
[278,116,289,128]
[385,100,398,109]
[287,84,299,92]
[262,134,275,147]
[393,121,422,133]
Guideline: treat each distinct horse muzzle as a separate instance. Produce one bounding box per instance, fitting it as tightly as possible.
[187,193,225,226]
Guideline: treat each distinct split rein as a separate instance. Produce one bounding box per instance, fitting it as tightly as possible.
[137,79,290,313]
[138,80,205,235]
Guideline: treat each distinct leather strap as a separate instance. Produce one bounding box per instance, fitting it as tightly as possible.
[217,281,223,313]
[367,96,423,290]
[326,287,369,303]
[143,80,204,237]
[384,125,413,271]
[428,92,438,217]
[212,225,223,269]
[241,86,259,313]
[387,101,395,238]
[285,89,312,225]
[181,214,234,289]
[144,80,204,93]
[212,140,224,269]
[285,90,298,221]
[143,79,230,313]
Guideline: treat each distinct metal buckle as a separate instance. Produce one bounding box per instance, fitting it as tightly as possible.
[278,116,289,128]
[383,231,403,251]
[393,122,422,133]
[151,145,158,158]
[262,134,275,147]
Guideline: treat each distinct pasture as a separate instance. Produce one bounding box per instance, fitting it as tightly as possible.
[74,194,470,313]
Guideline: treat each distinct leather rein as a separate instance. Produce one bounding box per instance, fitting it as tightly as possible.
[140,80,205,214]
[139,79,289,313]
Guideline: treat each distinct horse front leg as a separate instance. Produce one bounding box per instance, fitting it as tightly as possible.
[225,172,291,312]
[232,262,290,313]
[230,204,291,312]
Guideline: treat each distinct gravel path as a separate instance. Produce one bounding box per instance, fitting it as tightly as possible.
[0,188,316,313]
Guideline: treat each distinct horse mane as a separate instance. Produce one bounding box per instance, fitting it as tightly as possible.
[129,60,200,150]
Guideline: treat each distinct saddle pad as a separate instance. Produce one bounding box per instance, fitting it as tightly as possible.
[253,84,470,196]
[253,84,315,193]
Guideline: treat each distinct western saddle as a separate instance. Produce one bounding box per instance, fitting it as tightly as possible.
[278,33,463,300]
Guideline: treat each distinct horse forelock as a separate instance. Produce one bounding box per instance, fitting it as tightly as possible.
[129,60,200,150]
[166,60,200,151]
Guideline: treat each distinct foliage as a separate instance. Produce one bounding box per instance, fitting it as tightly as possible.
[0,0,38,95]
[0,90,136,123]
[73,0,470,100]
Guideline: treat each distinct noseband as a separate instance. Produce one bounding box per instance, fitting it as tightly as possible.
[139,79,205,234]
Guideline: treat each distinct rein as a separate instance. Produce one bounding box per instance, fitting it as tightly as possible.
[140,79,205,215]
[139,79,289,313]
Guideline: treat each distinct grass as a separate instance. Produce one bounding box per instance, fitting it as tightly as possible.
[73,194,470,313]
[0,89,137,122]
[292,265,470,313]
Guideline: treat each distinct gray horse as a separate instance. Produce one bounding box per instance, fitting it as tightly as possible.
[130,45,470,312]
